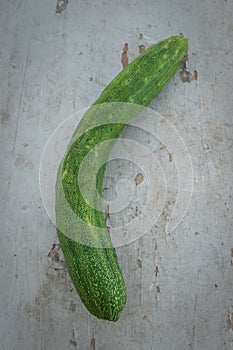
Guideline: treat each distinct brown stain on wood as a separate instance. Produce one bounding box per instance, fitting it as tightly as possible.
[139,45,145,53]
[179,51,194,83]
[123,43,128,53]
[90,336,95,350]
[56,0,68,14]
[121,52,128,69]
[137,259,142,269]
[104,204,110,222]
[226,311,233,330]
[180,52,188,70]
[194,70,198,80]
[135,172,144,185]
[121,43,129,68]
[139,33,145,53]
[48,243,61,262]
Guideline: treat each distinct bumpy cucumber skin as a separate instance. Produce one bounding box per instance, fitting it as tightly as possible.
[56,36,188,321]
[94,36,188,106]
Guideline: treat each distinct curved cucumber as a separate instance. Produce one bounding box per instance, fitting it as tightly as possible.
[56,35,188,321]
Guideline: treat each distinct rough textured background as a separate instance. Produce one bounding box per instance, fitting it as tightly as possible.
[0,0,233,349]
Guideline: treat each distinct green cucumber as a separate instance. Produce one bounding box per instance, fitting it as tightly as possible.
[56,35,188,321]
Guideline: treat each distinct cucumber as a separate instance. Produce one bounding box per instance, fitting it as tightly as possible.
[56,35,188,321]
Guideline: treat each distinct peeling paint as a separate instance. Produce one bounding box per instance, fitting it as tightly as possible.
[56,0,68,14]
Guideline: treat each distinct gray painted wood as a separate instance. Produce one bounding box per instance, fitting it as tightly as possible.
[0,1,233,349]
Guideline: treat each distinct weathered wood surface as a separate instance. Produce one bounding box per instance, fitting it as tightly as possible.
[0,1,233,349]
